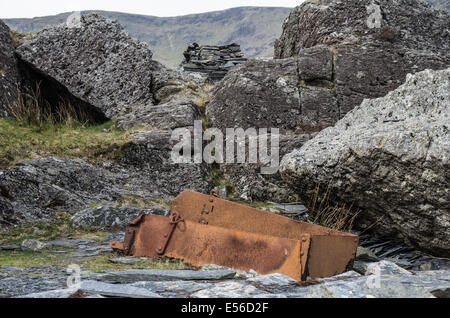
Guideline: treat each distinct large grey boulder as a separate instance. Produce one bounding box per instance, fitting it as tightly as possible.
[281,68,450,257]
[15,14,160,119]
[0,20,19,117]
[274,0,449,119]
[206,58,301,134]
[205,58,319,202]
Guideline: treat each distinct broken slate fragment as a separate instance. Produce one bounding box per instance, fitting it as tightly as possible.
[365,261,413,276]
[93,269,237,284]
[356,247,379,262]
[17,289,76,299]
[21,239,51,252]
[78,281,162,298]
[71,206,170,229]
[0,245,20,251]
[108,257,142,265]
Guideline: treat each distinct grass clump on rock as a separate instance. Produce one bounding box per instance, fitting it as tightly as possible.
[0,118,135,169]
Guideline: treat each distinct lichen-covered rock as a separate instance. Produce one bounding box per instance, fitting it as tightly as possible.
[0,195,15,227]
[281,68,450,257]
[206,58,301,134]
[71,206,170,229]
[21,239,51,252]
[0,20,19,117]
[15,14,160,119]
[116,100,200,131]
[117,130,213,195]
[366,261,413,277]
[274,0,450,119]
[221,133,315,202]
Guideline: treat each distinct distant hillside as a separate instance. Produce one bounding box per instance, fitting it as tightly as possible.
[3,7,293,68]
[425,0,450,10]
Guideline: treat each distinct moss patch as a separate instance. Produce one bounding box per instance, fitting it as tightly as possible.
[0,212,108,246]
[0,250,193,272]
[117,196,171,209]
[0,250,70,269]
[82,253,194,273]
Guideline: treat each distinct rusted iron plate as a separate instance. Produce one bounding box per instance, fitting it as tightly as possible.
[307,235,358,278]
[113,214,311,281]
[171,190,359,279]
[172,190,354,239]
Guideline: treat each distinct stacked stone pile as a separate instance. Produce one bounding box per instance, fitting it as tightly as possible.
[181,42,247,80]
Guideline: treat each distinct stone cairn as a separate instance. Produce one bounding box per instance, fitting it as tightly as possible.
[181,43,247,80]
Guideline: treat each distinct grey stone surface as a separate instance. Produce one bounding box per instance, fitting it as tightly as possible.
[366,261,413,277]
[0,19,19,117]
[78,280,162,298]
[302,270,450,298]
[17,289,75,298]
[0,245,20,251]
[297,45,333,82]
[0,195,15,227]
[181,43,247,81]
[116,99,200,131]
[71,206,170,229]
[94,269,237,284]
[108,257,142,265]
[15,14,160,119]
[281,68,450,257]
[131,280,214,298]
[191,281,273,298]
[274,0,449,119]
[206,58,301,134]
[353,261,370,275]
[247,273,298,286]
[0,275,66,298]
[356,247,379,262]
[220,133,314,203]
[21,239,51,252]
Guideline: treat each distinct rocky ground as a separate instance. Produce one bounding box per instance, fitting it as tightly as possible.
[1,203,449,298]
[1,0,449,298]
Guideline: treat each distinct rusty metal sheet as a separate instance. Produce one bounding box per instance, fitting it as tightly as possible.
[171,190,359,279]
[111,191,359,281]
[113,214,311,281]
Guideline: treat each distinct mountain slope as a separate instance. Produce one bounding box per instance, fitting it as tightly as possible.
[3,7,293,68]
[425,0,450,10]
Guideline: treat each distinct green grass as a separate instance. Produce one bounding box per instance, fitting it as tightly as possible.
[0,250,193,272]
[83,254,193,273]
[117,196,172,209]
[0,213,194,271]
[0,118,136,169]
[248,202,281,212]
[208,166,235,196]
[0,250,67,268]
[0,212,107,246]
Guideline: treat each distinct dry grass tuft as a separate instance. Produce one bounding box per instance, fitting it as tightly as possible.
[307,185,360,232]
[7,83,96,131]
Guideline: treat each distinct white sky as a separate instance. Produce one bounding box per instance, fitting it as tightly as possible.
[0,0,303,19]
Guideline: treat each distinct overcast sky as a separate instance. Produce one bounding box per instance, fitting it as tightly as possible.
[1,0,303,19]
